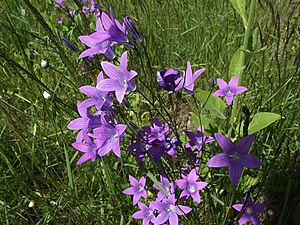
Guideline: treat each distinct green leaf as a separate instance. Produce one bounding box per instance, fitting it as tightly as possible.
[191,112,215,130]
[230,0,247,28]
[194,89,226,119]
[248,112,281,134]
[146,171,169,197]
[229,47,244,78]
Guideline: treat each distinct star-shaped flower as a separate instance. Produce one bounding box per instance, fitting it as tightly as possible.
[206,134,262,187]
[212,76,247,105]
[233,196,266,225]
[132,202,156,225]
[123,175,147,205]
[176,168,207,203]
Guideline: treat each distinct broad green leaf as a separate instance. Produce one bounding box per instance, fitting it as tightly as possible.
[229,47,244,78]
[230,0,247,28]
[191,112,214,130]
[248,112,281,134]
[194,89,226,119]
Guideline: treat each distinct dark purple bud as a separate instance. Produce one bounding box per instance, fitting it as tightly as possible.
[122,98,131,108]
[242,106,251,116]
[209,78,215,89]
[128,122,139,132]
[123,16,142,41]
[61,38,79,52]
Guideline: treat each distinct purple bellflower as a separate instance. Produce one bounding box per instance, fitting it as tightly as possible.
[156,68,180,93]
[206,134,262,187]
[176,168,207,203]
[67,101,102,131]
[90,8,131,47]
[57,17,64,24]
[123,175,148,205]
[233,196,266,225]
[54,0,64,8]
[123,15,142,41]
[212,76,247,105]
[132,202,156,225]
[97,51,137,103]
[175,61,205,94]
[153,173,176,201]
[79,18,114,59]
[152,194,192,225]
[72,132,103,165]
[90,116,126,157]
[61,38,79,52]
[185,125,214,151]
[148,118,169,142]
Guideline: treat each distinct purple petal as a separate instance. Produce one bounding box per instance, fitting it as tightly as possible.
[154,212,169,225]
[97,142,112,156]
[169,213,178,225]
[232,203,244,212]
[115,86,127,103]
[193,68,205,82]
[238,214,250,225]
[184,61,193,86]
[206,153,229,167]
[80,98,98,110]
[79,47,101,58]
[214,133,235,153]
[67,118,88,130]
[235,86,248,94]
[123,186,135,195]
[96,18,104,32]
[187,169,198,183]
[216,78,228,89]
[139,176,146,186]
[116,124,127,136]
[225,95,234,105]
[228,163,243,187]
[129,175,139,186]
[133,194,141,205]
[195,181,208,190]
[176,179,188,189]
[240,154,262,168]
[132,211,143,219]
[97,71,104,84]
[249,214,261,225]
[120,51,129,76]
[89,31,111,42]
[101,12,113,30]
[72,143,92,153]
[80,86,100,98]
[78,35,98,47]
[76,153,94,165]
[101,61,123,80]
[253,204,266,213]
[236,135,255,154]
[229,76,238,87]
[212,90,224,97]
[191,192,201,203]
[176,205,192,215]
[97,79,121,91]
[111,140,121,157]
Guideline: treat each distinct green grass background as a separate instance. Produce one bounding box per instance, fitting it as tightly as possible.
[0,0,299,224]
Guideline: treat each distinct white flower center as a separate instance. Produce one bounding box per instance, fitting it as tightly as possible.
[197,139,203,145]
[188,184,196,193]
[146,210,153,217]
[167,204,176,212]
[137,185,144,192]
[246,207,253,215]
[225,89,234,97]
[229,151,240,162]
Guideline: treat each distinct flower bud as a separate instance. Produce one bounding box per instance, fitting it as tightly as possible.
[209,78,215,89]
[123,15,142,41]
[40,59,48,68]
[61,38,79,53]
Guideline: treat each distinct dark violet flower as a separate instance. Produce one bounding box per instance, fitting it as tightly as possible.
[97,51,137,103]
[79,18,114,59]
[148,118,169,142]
[67,101,102,131]
[212,76,247,105]
[233,196,266,225]
[123,15,142,41]
[89,117,126,157]
[54,0,64,8]
[72,132,103,165]
[57,17,64,24]
[175,61,205,94]
[153,173,176,201]
[82,6,90,14]
[185,125,214,151]
[206,134,262,187]
[176,168,207,203]
[132,202,156,225]
[156,68,180,93]
[123,175,147,205]
[61,38,79,52]
[152,194,192,225]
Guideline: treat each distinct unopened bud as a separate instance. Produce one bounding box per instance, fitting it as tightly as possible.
[43,91,51,100]
[123,15,142,41]
[209,78,215,89]
[41,59,48,68]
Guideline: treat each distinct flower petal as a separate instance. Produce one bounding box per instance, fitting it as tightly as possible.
[229,76,238,87]
[76,152,94,165]
[232,203,244,212]
[101,61,123,80]
[169,213,178,225]
[235,86,248,95]
[238,213,250,225]
[216,78,228,89]
[240,154,262,168]
[228,163,243,187]
[212,90,224,97]
[249,214,261,225]
[97,79,121,91]
[225,95,234,105]
[115,86,127,103]
[206,153,229,167]
[236,134,255,154]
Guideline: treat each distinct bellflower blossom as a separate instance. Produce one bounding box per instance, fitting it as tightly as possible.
[79,18,114,59]
[97,51,137,103]
[175,61,205,94]
[176,168,207,203]
[212,76,247,105]
[233,196,266,225]
[123,175,147,205]
[156,68,180,93]
[132,202,156,225]
[148,118,169,142]
[89,116,126,157]
[152,194,192,225]
[153,173,176,201]
[206,134,262,187]
[185,125,214,151]
[123,15,142,41]
[54,0,64,8]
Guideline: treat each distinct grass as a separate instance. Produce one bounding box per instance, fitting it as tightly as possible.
[0,0,299,224]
